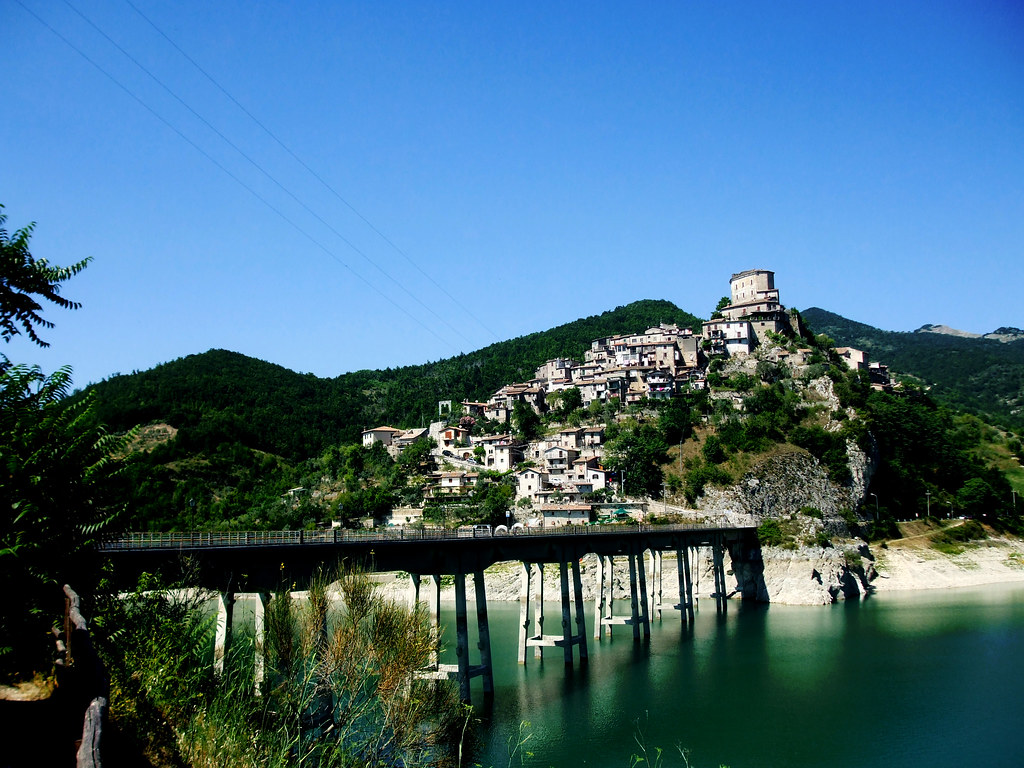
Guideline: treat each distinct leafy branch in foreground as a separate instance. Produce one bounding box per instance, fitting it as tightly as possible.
[0,204,90,349]
[0,363,134,676]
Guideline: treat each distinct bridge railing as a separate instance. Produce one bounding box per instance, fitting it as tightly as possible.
[98,521,751,551]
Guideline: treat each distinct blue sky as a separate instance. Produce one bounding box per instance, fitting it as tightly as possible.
[4,1,1023,387]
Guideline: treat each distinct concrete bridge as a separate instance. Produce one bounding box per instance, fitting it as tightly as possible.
[100,523,760,703]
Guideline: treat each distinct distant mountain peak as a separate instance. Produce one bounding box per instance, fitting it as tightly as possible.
[915,324,1023,343]
[915,324,981,339]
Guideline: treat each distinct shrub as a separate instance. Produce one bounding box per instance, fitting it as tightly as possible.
[757,518,784,546]
[930,519,987,554]
[683,460,732,503]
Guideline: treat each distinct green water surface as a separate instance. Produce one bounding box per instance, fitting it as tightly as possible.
[452,584,1024,768]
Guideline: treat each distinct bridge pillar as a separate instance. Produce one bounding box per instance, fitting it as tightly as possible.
[559,561,573,666]
[213,590,235,677]
[713,536,728,614]
[410,574,442,666]
[627,553,641,641]
[533,562,545,660]
[254,592,270,694]
[593,555,605,640]
[520,558,588,669]
[518,562,531,664]
[636,547,651,640]
[602,554,616,638]
[473,570,494,700]
[454,573,471,702]
[649,549,663,620]
[674,545,695,624]
[571,558,588,664]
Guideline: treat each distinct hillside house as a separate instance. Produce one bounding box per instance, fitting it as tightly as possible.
[516,468,549,503]
[836,347,868,371]
[543,445,579,473]
[362,426,403,448]
[538,504,592,527]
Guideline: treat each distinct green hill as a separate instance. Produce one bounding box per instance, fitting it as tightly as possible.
[801,307,1024,430]
[87,299,703,461]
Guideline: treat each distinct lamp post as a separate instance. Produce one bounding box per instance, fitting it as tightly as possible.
[926,490,931,520]
[870,492,879,522]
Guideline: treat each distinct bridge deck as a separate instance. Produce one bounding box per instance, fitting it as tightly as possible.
[99,523,757,592]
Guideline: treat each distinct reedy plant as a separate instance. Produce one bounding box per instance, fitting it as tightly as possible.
[96,567,467,767]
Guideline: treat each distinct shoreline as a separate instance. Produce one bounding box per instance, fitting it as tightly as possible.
[360,531,1024,607]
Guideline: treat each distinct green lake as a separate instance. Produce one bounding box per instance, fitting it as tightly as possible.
[443,584,1024,768]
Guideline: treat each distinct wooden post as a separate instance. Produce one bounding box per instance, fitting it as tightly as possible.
[214,590,235,677]
[454,573,471,702]
[571,557,589,664]
[518,562,531,664]
[473,571,494,700]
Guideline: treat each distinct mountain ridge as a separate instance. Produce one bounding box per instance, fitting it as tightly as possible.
[86,298,704,460]
[801,307,1024,428]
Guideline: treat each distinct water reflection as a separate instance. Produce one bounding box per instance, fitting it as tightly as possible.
[458,585,1024,768]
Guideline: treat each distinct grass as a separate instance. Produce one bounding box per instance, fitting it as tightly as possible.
[929,520,988,555]
[94,570,467,767]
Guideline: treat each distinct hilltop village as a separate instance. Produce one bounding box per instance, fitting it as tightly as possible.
[360,270,889,528]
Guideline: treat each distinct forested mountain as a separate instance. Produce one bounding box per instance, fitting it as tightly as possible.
[86,299,702,461]
[801,307,1024,430]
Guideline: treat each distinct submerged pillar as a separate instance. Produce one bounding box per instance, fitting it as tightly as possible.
[676,545,695,624]
[454,573,471,702]
[627,553,641,642]
[571,558,589,664]
[533,562,545,659]
[518,561,531,664]
[651,550,663,620]
[605,554,615,638]
[637,547,651,640]
[559,561,573,667]
[473,571,494,700]
[713,536,728,614]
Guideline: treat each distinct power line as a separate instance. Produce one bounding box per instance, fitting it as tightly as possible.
[60,0,474,349]
[121,0,502,342]
[15,0,460,354]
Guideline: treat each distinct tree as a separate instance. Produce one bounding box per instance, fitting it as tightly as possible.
[558,387,583,419]
[512,400,541,442]
[0,206,127,677]
[710,296,730,320]
[605,422,670,498]
[0,205,90,349]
